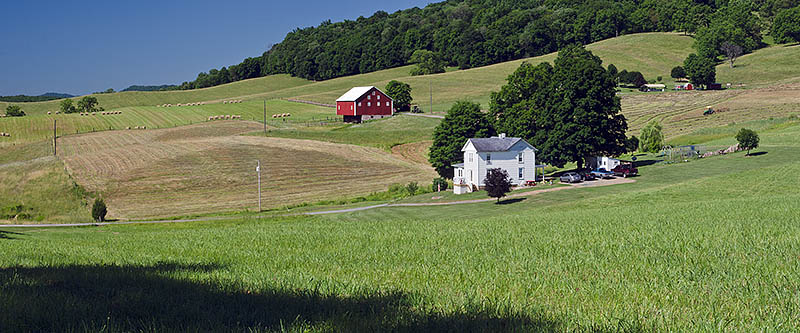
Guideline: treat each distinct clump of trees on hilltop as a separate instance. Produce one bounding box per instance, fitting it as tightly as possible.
[170,0,787,90]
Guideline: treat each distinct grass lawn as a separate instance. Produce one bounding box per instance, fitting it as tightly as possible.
[2,122,799,331]
[259,114,441,150]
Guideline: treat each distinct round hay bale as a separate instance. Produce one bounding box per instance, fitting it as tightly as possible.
[142,126,146,129]
[126,126,131,130]
[47,111,51,115]
[55,111,60,114]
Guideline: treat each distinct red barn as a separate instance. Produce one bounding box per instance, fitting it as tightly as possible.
[336,86,393,123]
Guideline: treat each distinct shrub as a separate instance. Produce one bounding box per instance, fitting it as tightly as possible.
[405,182,419,196]
[671,66,686,79]
[431,178,448,192]
[639,120,664,153]
[5,105,25,117]
[92,198,107,222]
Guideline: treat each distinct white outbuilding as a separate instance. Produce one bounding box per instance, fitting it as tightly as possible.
[452,134,538,194]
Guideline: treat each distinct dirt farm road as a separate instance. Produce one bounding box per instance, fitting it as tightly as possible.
[0,178,635,228]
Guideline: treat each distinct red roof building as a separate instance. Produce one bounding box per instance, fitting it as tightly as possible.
[336,86,393,123]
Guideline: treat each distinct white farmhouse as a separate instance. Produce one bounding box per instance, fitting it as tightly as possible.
[452,134,538,194]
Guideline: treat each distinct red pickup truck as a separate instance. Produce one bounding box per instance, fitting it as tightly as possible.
[612,164,638,177]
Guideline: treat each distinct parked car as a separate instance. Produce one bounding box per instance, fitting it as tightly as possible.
[578,170,596,181]
[591,168,615,179]
[612,164,638,177]
[559,172,582,183]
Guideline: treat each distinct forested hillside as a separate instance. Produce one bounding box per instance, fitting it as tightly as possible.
[171,0,795,90]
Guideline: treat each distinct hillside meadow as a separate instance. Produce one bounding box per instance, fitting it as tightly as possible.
[2,121,799,331]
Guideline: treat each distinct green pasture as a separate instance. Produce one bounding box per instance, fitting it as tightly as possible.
[2,121,799,331]
[716,43,800,87]
[260,114,441,150]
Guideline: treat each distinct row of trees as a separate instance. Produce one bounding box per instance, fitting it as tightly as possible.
[430,46,632,178]
[171,0,788,91]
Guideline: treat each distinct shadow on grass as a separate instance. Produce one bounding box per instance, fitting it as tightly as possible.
[0,262,563,331]
[634,159,662,167]
[497,197,527,205]
[747,151,768,156]
[0,230,24,240]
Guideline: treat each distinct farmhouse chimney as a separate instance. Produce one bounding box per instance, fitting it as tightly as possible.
[498,133,506,138]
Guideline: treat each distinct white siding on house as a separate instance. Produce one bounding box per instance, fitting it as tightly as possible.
[455,139,536,191]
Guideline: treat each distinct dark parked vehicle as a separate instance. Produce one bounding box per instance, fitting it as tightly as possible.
[578,170,596,181]
[612,164,638,177]
[559,172,582,183]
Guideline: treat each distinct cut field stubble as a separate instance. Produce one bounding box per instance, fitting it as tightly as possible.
[59,121,435,219]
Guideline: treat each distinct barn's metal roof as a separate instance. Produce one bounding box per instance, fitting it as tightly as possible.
[336,86,375,102]
[464,136,538,152]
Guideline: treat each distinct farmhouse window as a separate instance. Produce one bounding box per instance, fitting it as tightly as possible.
[518,152,524,163]
[378,102,381,106]
[377,95,380,100]
[358,102,362,107]
[338,105,340,110]
[469,153,473,162]
[368,95,371,100]
[518,167,524,179]
[458,169,463,177]
[486,154,491,164]
[368,102,371,107]
[372,91,375,95]
[351,105,353,110]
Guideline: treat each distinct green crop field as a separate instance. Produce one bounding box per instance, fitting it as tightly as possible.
[2,121,799,331]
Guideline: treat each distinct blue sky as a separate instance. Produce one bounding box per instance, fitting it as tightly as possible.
[0,1,433,96]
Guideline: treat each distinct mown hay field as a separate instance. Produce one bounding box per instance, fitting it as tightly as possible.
[2,122,799,331]
[56,121,435,219]
[0,99,333,145]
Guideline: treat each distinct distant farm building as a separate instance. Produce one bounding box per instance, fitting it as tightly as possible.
[675,83,694,90]
[452,134,539,194]
[336,86,393,123]
[640,84,666,92]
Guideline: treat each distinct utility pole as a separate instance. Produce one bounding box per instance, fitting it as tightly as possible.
[429,80,433,114]
[53,119,57,156]
[256,160,262,212]
[263,99,267,134]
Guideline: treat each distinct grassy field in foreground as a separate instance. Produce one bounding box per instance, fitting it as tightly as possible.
[1,122,799,331]
[0,99,334,146]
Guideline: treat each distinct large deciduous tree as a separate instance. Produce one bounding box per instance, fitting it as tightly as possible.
[429,101,495,178]
[409,50,445,76]
[772,6,800,44]
[671,66,686,79]
[684,53,716,88]
[491,45,627,169]
[385,80,412,111]
[735,128,760,155]
[60,98,77,114]
[77,96,103,113]
[720,41,743,68]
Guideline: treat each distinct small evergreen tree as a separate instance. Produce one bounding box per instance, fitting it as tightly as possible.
[92,198,107,222]
[735,128,759,155]
[484,168,512,203]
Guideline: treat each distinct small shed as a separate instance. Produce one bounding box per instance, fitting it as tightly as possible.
[675,83,694,90]
[587,156,621,171]
[640,84,666,92]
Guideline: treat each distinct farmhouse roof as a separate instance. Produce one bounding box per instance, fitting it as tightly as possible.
[336,86,390,102]
[463,135,538,152]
